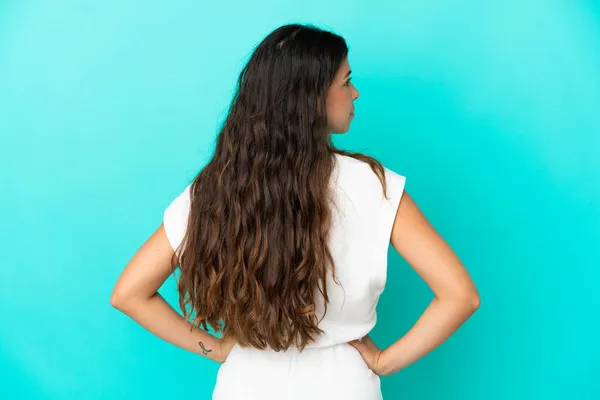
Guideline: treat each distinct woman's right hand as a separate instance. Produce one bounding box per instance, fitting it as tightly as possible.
[216,337,238,364]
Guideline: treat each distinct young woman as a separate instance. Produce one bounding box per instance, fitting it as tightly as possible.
[111,23,480,399]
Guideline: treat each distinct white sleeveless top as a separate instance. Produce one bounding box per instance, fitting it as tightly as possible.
[163,153,406,349]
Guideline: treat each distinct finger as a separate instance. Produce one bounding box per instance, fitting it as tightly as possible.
[352,335,366,344]
[361,335,378,349]
[348,339,367,353]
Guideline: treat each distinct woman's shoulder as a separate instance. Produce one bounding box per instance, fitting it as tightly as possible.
[335,152,404,180]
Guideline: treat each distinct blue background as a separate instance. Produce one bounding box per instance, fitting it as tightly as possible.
[1,1,599,399]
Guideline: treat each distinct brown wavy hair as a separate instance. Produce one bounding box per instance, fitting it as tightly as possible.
[172,23,390,352]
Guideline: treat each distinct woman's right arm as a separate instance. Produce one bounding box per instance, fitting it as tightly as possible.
[110,224,228,363]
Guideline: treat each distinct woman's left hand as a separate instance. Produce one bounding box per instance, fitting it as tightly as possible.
[348,334,388,376]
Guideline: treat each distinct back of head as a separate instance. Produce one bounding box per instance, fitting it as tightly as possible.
[227,23,349,148]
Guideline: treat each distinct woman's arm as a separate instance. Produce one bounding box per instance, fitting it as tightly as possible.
[380,191,480,376]
[110,224,228,363]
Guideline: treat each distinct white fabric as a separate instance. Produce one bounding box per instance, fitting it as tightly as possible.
[213,341,382,399]
[163,183,192,260]
[163,153,406,399]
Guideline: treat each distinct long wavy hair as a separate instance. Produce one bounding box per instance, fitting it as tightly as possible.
[172,23,390,352]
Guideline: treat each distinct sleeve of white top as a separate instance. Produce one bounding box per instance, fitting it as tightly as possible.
[163,183,192,257]
[380,167,407,242]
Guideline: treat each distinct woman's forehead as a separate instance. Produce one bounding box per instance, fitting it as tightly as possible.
[337,59,351,77]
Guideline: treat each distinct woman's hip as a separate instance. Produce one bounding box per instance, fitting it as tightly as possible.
[213,341,382,400]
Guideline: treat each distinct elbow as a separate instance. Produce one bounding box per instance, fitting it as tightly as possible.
[469,294,481,311]
[462,288,481,312]
[111,289,153,311]
[110,290,131,311]
[439,291,480,312]
[458,284,481,312]
[110,292,124,310]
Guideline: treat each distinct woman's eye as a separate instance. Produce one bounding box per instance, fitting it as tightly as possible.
[344,78,352,86]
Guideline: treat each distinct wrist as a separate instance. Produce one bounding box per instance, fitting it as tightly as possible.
[196,334,223,363]
[214,338,227,363]
[378,348,395,376]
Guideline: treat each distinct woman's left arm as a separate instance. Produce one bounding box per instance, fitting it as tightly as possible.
[379,190,480,376]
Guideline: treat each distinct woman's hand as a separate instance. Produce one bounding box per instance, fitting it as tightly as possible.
[348,334,389,376]
[216,336,238,364]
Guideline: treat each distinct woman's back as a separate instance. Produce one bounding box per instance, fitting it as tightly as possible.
[163,153,407,399]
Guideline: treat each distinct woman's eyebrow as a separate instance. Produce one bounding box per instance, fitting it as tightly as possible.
[344,70,352,78]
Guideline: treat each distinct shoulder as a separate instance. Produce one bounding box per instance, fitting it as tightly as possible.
[335,153,406,189]
[163,182,193,255]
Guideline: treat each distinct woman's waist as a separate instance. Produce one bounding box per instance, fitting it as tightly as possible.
[225,339,368,367]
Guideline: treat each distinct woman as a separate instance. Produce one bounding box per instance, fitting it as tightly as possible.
[110,23,480,399]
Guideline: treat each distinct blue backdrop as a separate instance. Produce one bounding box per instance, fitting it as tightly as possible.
[1,1,598,399]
